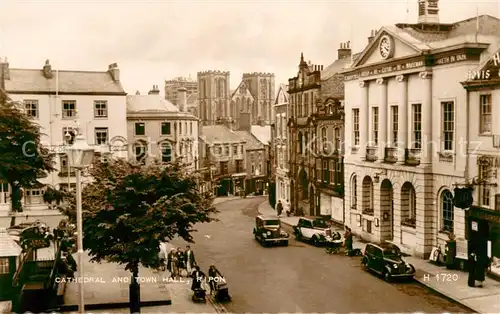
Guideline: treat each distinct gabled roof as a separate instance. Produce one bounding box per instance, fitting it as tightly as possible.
[251,125,271,145]
[231,81,254,100]
[274,84,289,104]
[127,95,179,113]
[200,125,244,144]
[5,68,126,95]
[353,15,500,69]
[321,58,352,80]
[234,130,263,150]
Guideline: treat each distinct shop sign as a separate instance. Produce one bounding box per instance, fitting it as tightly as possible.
[453,187,473,209]
[469,208,500,224]
[435,53,467,65]
[471,221,478,231]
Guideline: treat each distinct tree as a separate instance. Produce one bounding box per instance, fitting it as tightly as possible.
[0,91,55,220]
[60,158,217,313]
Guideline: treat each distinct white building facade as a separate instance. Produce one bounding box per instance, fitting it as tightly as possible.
[0,60,127,218]
[343,9,500,258]
[273,84,290,203]
[461,49,500,275]
[126,86,199,167]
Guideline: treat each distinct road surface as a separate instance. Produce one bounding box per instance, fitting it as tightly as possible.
[170,196,470,313]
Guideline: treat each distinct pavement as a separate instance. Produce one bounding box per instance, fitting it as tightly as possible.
[167,196,473,313]
[258,199,500,314]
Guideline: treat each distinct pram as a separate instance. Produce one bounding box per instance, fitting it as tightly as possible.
[325,231,344,254]
[192,288,206,303]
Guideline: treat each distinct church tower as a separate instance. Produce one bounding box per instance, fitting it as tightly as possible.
[242,72,276,125]
[417,0,439,24]
[197,70,231,125]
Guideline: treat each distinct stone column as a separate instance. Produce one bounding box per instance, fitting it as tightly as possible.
[358,80,368,153]
[395,75,407,162]
[419,71,433,164]
[376,78,387,158]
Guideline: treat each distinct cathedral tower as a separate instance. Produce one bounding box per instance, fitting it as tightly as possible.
[242,72,275,124]
[197,70,231,125]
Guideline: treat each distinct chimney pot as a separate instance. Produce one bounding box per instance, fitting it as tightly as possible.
[108,63,120,82]
[177,87,187,112]
[43,59,53,79]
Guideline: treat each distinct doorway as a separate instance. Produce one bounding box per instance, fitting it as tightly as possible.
[380,179,394,241]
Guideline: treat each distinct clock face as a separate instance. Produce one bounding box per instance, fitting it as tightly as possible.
[379,35,393,59]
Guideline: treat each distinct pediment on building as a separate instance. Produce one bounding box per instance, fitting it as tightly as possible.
[467,49,500,82]
[353,27,423,68]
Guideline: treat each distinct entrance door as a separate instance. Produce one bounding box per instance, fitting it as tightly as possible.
[380,179,394,241]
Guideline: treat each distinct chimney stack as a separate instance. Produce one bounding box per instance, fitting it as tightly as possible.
[108,63,120,82]
[337,42,352,60]
[42,60,53,79]
[0,57,8,83]
[238,112,251,132]
[148,85,160,95]
[368,30,376,43]
[177,87,187,112]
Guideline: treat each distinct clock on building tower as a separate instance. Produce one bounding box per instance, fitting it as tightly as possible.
[379,35,394,60]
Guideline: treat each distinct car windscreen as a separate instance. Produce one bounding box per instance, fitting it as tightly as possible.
[313,220,328,228]
[264,220,280,226]
[383,248,401,258]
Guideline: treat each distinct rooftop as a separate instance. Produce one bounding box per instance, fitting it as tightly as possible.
[3,63,126,95]
[0,228,22,257]
[234,130,263,150]
[250,125,271,145]
[186,92,198,105]
[127,94,179,113]
[201,125,243,143]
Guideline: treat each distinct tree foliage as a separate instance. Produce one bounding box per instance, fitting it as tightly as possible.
[60,158,218,273]
[0,92,55,212]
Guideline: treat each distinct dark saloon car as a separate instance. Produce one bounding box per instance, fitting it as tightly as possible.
[361,243,415,281]
[253,215,289,246]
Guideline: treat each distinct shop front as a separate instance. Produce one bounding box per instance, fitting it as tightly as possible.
[467,205,500,278]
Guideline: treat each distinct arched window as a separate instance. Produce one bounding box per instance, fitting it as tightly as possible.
[298,131,303,154]
[160,142,172,163]
[441,190,454,232]
[321,127,327,153]
[401,182,417,227]
[133,141,147,163]
[351,175,357,208]
[334,128,340,151]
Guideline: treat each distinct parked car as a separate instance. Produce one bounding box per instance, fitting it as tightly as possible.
[253,215,289,246]
[293,217,332,246]
[361,243,415,281]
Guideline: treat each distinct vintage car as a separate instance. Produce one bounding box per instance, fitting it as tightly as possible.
[253,215,289,246]
[293,217,332,246]
[361,243,416,281]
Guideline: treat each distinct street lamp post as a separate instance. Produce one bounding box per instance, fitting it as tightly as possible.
[67,129,95,313]
[64,132,72,190]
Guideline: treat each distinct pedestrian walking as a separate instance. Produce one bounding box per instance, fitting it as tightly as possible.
[276,200,283,216]
[176,247,187,277]
[208,265,218,295]
[191,266,206,291]
[167,248,178,279]
[185,245,196,275]
[468,251,477,287]
[475,254,488,287]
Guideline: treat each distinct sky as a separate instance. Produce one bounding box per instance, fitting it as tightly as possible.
[1,0,499,95]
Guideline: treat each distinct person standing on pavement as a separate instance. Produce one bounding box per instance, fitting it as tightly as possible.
[191,266,206,291]
[185,245,196,275]
[176,247,186,277]
[167,248,178,279]
[468,251,477,287]
[284,199,291,216]
[344,227,353,255]
[276,200,283,216]
[475,254,488,287]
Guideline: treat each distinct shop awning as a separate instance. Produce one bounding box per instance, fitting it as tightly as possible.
[232,173,247,178]
[469,206,500,224]
[0,228,22,257]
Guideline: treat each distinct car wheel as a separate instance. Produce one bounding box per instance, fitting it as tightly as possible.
[312,236,320,246]
[383,271,391,282]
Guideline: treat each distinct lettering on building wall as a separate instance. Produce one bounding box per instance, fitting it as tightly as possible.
[468,70,491,80]
[435,54,467,65]
[492,52,500,67]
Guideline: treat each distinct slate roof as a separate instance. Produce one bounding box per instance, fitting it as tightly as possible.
[0,228,22,257]
[234,130,263,150]
[127,95,179,113]
[200,125,244,144]
[274,84,289,104]
[321,58,352,80]
[251,125,271,145]
[5,68,126,95]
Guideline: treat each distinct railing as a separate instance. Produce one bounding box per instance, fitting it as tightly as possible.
[365,146,378,162]
[405,148,421,166]
[12,248,33,287]
[384,147,398,163]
